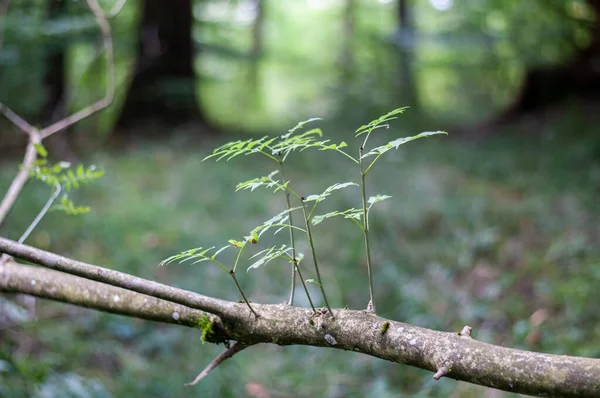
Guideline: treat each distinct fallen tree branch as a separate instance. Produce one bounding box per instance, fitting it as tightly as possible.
[0,236,232,318]
[0,260,215,329]
[1,237,599,396]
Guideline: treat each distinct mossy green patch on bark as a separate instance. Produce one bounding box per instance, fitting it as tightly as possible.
[196,314,214,343]
[380,321,390,335]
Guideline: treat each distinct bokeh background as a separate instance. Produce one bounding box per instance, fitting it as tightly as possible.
[1,0,599,397]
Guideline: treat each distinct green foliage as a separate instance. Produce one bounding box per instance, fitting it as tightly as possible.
[249,245,296,271]
[27,143,104,215]
[164,109,446,314]
[236,170,287,193]
[160,246,231,273]
[355,107,410,138]
[311,208,363,227]
[204,117,353,164]
[53,195,90,215]
[303,182,358,204]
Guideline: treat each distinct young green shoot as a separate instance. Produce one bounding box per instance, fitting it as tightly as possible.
[160,246,258,317]
[206,119,334,306]
[352,107,447,312]
[166,108,446,320]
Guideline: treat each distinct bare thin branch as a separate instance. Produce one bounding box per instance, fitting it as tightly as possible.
[40,0,115,139]
[0,182,61,265]
[0,103,36,135]
[18,182,61,245]
[0,138,39,227]
[185,343,251,386]
[107,0,127,18]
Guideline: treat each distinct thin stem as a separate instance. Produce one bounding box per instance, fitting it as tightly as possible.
[229,271,258,317]
[361,131,373,152]
[335,148,359,164]
[259,151,281,163]
[232,244,246,273]
[0,138,38,227]
[363,151,385,176]
[19,182,61,245]
[279,162,297,305]
[293,260,316,312]
[359,147,375,312]
[285,186,303,202]
[301,202,333,317]
[207,258,230,274]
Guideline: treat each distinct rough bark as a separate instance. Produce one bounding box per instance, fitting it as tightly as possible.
[0,260,213,328]
[1,237,600,397]
[116,0,204,128]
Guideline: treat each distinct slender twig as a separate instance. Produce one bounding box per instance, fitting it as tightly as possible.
[279,161,297,305]
[185,342,252,386]
[0,182,61,265]
[293,259,316,312]
[39,0,115,139]
[359,146,375,312]
[107,0,127,18]
[0,104,36,135]
[301,201,333,316]
[0,135,39,227]
[229,270,258,317]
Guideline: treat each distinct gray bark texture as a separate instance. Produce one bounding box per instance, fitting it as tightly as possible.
[1,236,599,397]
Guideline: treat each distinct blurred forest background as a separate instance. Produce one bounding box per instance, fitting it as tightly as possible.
[1,0,599,397]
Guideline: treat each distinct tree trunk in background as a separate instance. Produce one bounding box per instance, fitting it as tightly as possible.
[43,0,66,124]
[339,0,355,106]
[249,0,264,92]
[487,0,600,126]
[43,0,75,159]
[395,0,418,110]
[117,0,205,128]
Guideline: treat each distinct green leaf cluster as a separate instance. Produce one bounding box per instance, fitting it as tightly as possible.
[28,143,104,215]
